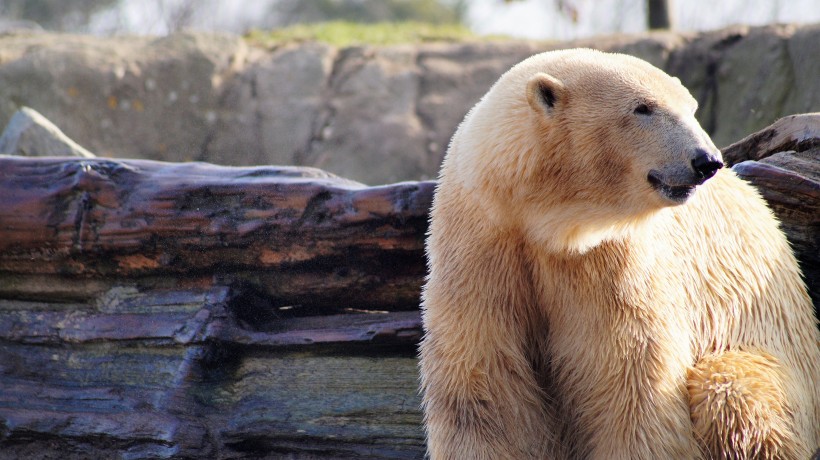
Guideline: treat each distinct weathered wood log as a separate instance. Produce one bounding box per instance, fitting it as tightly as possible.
[0,287,425,459]
[0,158,432,458]
[731,147,820,307]
[722,113,820,307]
[722,113,820,166]
[0,341,424,459]
[0,157,434,311]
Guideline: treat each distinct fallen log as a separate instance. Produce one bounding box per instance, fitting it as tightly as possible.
[732,148,820,307]
[0,158,431,458]
[722,113,820,166]
[0,286,426,459]
[0,158,434,311]
[726,113,820,306]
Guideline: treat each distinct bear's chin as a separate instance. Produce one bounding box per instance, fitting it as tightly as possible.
[648,172,697,205]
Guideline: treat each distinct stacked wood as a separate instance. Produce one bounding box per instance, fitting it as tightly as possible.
[0,115,818,459]
[0,159,433,459]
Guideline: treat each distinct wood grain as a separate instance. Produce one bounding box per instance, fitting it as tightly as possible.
[722,113,820,166]
[0,157,434,311]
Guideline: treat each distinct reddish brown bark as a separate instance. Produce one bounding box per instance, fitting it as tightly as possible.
[0,157,434,311]
[721,113,820,166]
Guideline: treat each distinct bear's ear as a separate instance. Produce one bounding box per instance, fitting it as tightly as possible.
[526,73,565,116]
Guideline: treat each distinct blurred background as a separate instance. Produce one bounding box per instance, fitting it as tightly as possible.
[2,0,819,40]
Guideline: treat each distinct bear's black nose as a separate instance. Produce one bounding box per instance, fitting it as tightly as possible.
[691,149,724,181]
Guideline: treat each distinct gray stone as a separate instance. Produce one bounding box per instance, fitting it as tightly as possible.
[782,24,820,116]
[712,25,796,146]
[575,30,685,69]
[0,32,248,162]
[308,46,427,184]
[0,106,95,157]
[205,42,335,167]
[665,25,747,145]
[0,25,818,184]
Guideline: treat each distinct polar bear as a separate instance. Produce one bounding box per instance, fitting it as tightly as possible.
[418,49,820,459]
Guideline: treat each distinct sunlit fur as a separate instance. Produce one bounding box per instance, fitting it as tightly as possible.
[419,49,820,459]
[688,351,801,460]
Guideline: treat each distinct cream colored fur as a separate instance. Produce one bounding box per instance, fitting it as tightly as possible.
[419,49,820,459]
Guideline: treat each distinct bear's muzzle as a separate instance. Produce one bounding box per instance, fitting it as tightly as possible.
[648,148,723,204]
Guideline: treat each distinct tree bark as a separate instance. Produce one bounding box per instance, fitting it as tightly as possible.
[720,113,820,166]
[0,159,432,458]
[0,157,433,311]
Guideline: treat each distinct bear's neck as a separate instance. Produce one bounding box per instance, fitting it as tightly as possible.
[522,204,664,255]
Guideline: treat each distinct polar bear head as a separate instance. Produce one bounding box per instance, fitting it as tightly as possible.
[447,49,723,253]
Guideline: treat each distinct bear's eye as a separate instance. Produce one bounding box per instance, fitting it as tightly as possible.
[634,103,652,115]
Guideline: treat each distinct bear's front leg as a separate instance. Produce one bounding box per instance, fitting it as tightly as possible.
[419,241,562,460]
[419,322,559,460]
[419,198,565,459]
[687,350,809,460]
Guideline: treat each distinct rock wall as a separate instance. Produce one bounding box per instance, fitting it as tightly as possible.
[0,24,818,184]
